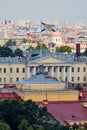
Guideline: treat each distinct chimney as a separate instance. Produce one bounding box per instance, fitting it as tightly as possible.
[76,43,80,53]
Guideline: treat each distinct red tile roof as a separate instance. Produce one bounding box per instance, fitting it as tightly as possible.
[38,90,87,126]
[0,92,22,101]
[47,102,87,125]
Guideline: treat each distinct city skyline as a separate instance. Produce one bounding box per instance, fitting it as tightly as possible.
[0,0,87,23]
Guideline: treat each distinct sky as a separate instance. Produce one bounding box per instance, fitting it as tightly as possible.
[0,0,87,23]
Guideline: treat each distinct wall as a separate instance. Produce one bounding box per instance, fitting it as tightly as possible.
[18,91,78,102]
[17,83,65,91]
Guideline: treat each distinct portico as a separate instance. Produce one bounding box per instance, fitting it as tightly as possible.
[26,56,72,83]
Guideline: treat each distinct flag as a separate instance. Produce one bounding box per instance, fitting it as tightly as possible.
[41,22,56,32]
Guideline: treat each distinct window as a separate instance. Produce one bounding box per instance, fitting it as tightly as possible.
[60,67,61,72]
[72,77,74,81]
[10,78,12,82]
[84,83,86,86]
[58,38,60,42]
[4,78,6,83]
[48,67,50,72]
[65,67,67,72]
[16,77,19,82]
[77,67,80,72]
[65,77,67,81]
[0,68,2,73]
[52,49,54,52]
[72,67,74,72]
[30,67,32,73]
[83,77,86,81]
[72,84,74,87]
[52,44,54,47]
[23,68,25,73]
[0,78,2,83]
[83,67,86,72]
[78,83,80,86]
[77,77,80,81]
[10,68,13,73]
[54,67,56,72]
[22,77,25,80]
[4,68,6,73]
[16,68,19,73]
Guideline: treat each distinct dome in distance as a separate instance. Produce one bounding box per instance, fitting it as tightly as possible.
[52,31,61,37]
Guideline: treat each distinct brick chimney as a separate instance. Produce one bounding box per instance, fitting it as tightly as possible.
[76,43,80,53]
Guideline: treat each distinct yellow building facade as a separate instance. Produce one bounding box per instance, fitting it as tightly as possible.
[0,55,86,88]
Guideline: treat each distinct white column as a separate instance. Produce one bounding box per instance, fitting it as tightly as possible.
[62,66,65,81]
[68,66,72,82]
[33,66,36,75]
[51,66,54,77]
[45,66,48,72]
[57,66,60,80]
[27,67,30,78]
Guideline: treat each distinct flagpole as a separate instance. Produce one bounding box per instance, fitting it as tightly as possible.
[40,21,43,73]
[40,21,56,73]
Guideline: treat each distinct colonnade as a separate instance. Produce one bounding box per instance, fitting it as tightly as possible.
[27,65,72,82]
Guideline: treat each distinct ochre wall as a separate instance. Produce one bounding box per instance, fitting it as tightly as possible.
[17,84,65,91]
[18,92,78,102]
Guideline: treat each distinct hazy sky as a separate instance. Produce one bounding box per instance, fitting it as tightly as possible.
[0,0,87,23]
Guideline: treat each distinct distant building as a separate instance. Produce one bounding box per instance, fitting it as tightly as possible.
[48,42,56,52]
[52,31,63,47]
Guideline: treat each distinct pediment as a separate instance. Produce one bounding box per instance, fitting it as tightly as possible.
[37,57,65,63]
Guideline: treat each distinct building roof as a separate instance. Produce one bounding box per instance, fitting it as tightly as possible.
[0,92,22,101]
[0,50,86,64]
[52,31,61,37]
[48,42,56,45]
[37,90,87,126]
[47,101,87,126]
[0,57,26,64]
[17,72,65,85]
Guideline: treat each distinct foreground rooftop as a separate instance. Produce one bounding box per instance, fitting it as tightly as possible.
[38,90,87,126]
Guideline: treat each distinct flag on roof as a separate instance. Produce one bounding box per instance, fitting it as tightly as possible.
[41,22,56,32]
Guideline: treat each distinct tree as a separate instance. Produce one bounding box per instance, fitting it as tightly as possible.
[23,38,28,43]
[57,46,72,53]
[27,46,35,50]
[5,39,16,47]
[27,125,34,130]
[39,107,47,117]
[18,119,29,130]
[0,46,14,57]
[0,99,57,130]
[74,86,83,90]
[82,48,87,56]
[84,124,87,130]
[76,52,81,57]
[0,100,23,130]
[37,126,44,130]
[35,43,48,50]
[14,48,23,57]
[0,121,11,130]
[44,124,54,130]
[72,123,79,130]
[56,47,59,51]
[54,122,61,130]
[61,125,70,130]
